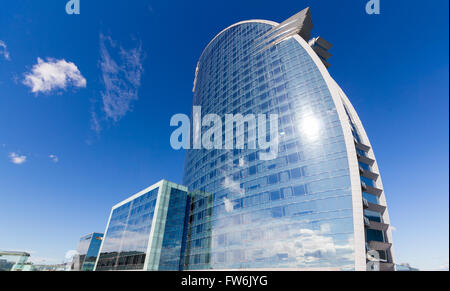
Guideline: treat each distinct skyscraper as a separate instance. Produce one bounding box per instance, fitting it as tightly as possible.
[182,8,395,271]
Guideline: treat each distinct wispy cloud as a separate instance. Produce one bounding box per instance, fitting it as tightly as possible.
[49,154,59,163]
[90,110,102,133]
[98,33,143,124]
[23,58,86,94]
[9,152,27,165]
[0,40,10,60]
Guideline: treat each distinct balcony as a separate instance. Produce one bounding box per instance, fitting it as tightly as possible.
[366,202,387,214]
[361,182,383,197]
[357,153,375,166]
[354,139,371,152]
[368,241,392,251]
[359,167,379,181]
[364,220,390,232]
[311,45,332,60]
[309,36,333,69]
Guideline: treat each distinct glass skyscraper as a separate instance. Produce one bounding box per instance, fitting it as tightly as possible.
[182,8,395,271]
[72,233,104,271]
[94,180,190,271]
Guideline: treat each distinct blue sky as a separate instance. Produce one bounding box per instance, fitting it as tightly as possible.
[0,0,448,270]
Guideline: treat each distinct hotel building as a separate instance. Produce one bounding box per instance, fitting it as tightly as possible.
[182,7,395,271]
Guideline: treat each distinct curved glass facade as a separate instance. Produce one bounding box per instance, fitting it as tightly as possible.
[183,21,357,270]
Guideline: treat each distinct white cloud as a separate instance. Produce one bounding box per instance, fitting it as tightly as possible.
[23,58,86,94]
[0,40,10,60]
[223,198,234,213]
[49,155,59,163]
[64,250,78,263]
[9,152,27,165]
[98,34,143,123]
[222,176,245,196]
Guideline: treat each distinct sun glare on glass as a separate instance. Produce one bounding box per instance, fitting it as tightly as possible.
[300,115,321,140]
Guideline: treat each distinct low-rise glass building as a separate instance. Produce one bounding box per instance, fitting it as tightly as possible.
[72,233,104,271]
[94,180,190,271]
[0,251,30,271]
